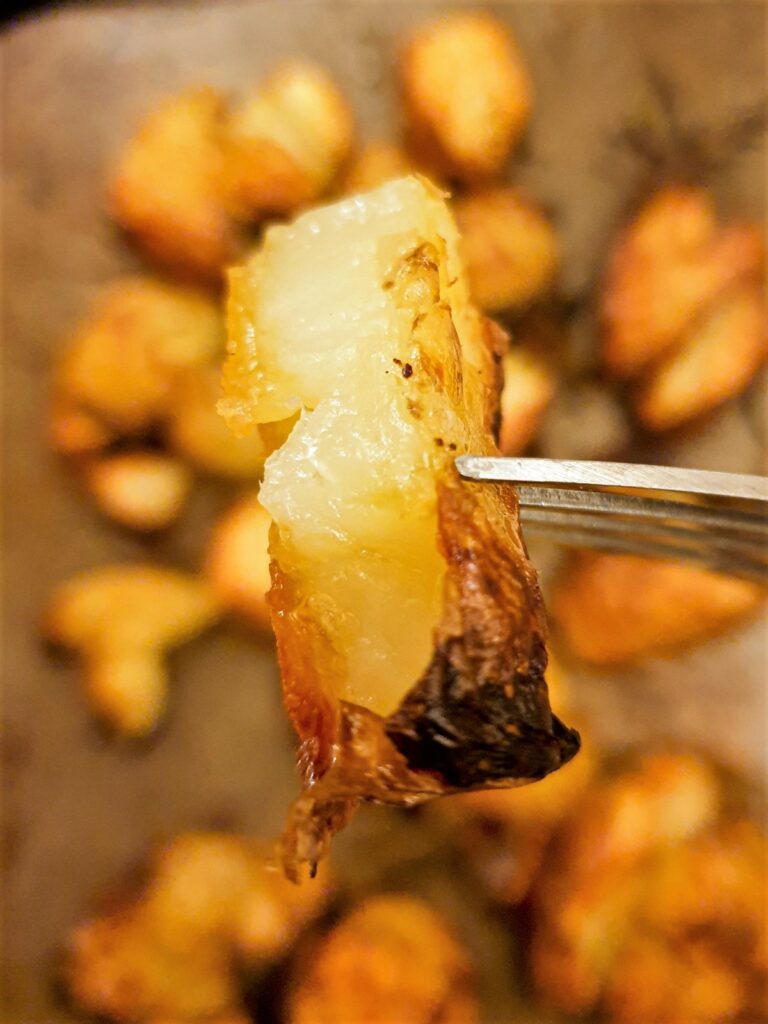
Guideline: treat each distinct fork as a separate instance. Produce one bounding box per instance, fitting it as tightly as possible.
[455,457,768,585]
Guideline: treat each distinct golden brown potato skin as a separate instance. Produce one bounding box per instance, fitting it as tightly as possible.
[453,189,559,313]
[529,752,767,1024]
[551,552,766,666]
[600,186,763,380]
[400,13,531,183]
[287,896,478,1024]
[64,834,330,1022]
[109,89,236,281]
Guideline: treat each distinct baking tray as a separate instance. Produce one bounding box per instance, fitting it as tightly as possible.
[2,2,766,1020]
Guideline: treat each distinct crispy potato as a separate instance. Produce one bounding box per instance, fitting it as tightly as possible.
[400,13,531,183]
[55,278,224,435]
[204,494,272,631]
[288,895,478,1024]
[340,141,413,193]
[225,61,354,218]
[498,346,555,455]
[150,1017,251,1024]
[86,452,193,532]
[49,398,115,458]
[453,189,559,312]
[44,566,221,736]
[168,367,265,479]
[220,176,578,874]
[551,552,766,666]
[65,833,330,1022]
[109,88,236,280]
[634,283,767,431]
[530,752,766,1023]
[601,186,764,379]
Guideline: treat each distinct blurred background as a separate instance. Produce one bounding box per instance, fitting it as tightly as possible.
[2,2,766,1023]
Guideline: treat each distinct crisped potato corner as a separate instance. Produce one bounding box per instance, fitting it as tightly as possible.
[65,834,330,1022]
[221,176,578,873]
[109,88,236,280]
[552,552,765,666]
[43,566,221,735]
[288,896,478,1024]
[401,13,531,182]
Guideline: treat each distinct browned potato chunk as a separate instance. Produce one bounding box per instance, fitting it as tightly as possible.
[551,552,766,666]
[85,452,193,532]
[65,833,330,1022]
[204,494,271,631]
[634,283,767,431]
[453,189,559,312]
[43,566,221,736]
[55,278,224,435]
[529,752,766,1023]
[288,895,478,1024]
[400,13,531,183]
[109,88,236,280]
[498,346,555,455]
[225,61,354,218]
[601,186,764,379]
[49,398,115,458]
[168,367,266,479]
[340,141,413,193]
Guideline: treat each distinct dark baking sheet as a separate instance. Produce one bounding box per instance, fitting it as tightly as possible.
[2,2,766,1021]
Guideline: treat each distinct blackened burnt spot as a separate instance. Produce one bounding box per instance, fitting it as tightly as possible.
[392,358,403,366]
[402,363,414,378]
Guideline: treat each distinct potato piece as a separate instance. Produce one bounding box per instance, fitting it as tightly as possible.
[551,552,766,666]
[204,494,272,630]
[169,367,265,479]
[86,452,192,531]
[65,833,330,1022]
[600,186,764,378]
[498,346,555,455]
[400,13,531,182]
[530,753,765,1022]
[49,398,115,458]
[340,141,413,193]
[453,189,559,312]
[109,88,236,280]
[634,283,767,431]
[220,176,579,874]
[288,895,478,1024]
[225,61,354,218]
[44,566,221,736]
[55,278,224,435]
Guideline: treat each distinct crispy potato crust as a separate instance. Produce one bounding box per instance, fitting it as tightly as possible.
[287,895,478,1024]
[400,13,531,182]
[551,552,766,666]
[65,834,330,1022]
[43,565,221,736]
[453,189,559,313]
[109,88,237,280]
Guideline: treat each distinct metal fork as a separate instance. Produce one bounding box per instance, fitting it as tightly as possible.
[455,457,768,585]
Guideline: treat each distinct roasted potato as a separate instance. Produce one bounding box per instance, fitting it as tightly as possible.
[85,452,193,532]
[400,12,531,182]
[49,398,115,458]
[529,752,767,1024]
[453,189,559,313]
[54,277,224,436]
[109,88,236,280]
[340,141,413,193]
[600,186,764,379]
[634,283,767,431]
[65,833,330,1022]
[204,493,272,631]
[288,895,478,1024]
[224,61,354,218]
[43,565,221,736]
[498,346,556,455]
[551,552,766,666]
[168,367,265,479]
[220,176,578,874]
